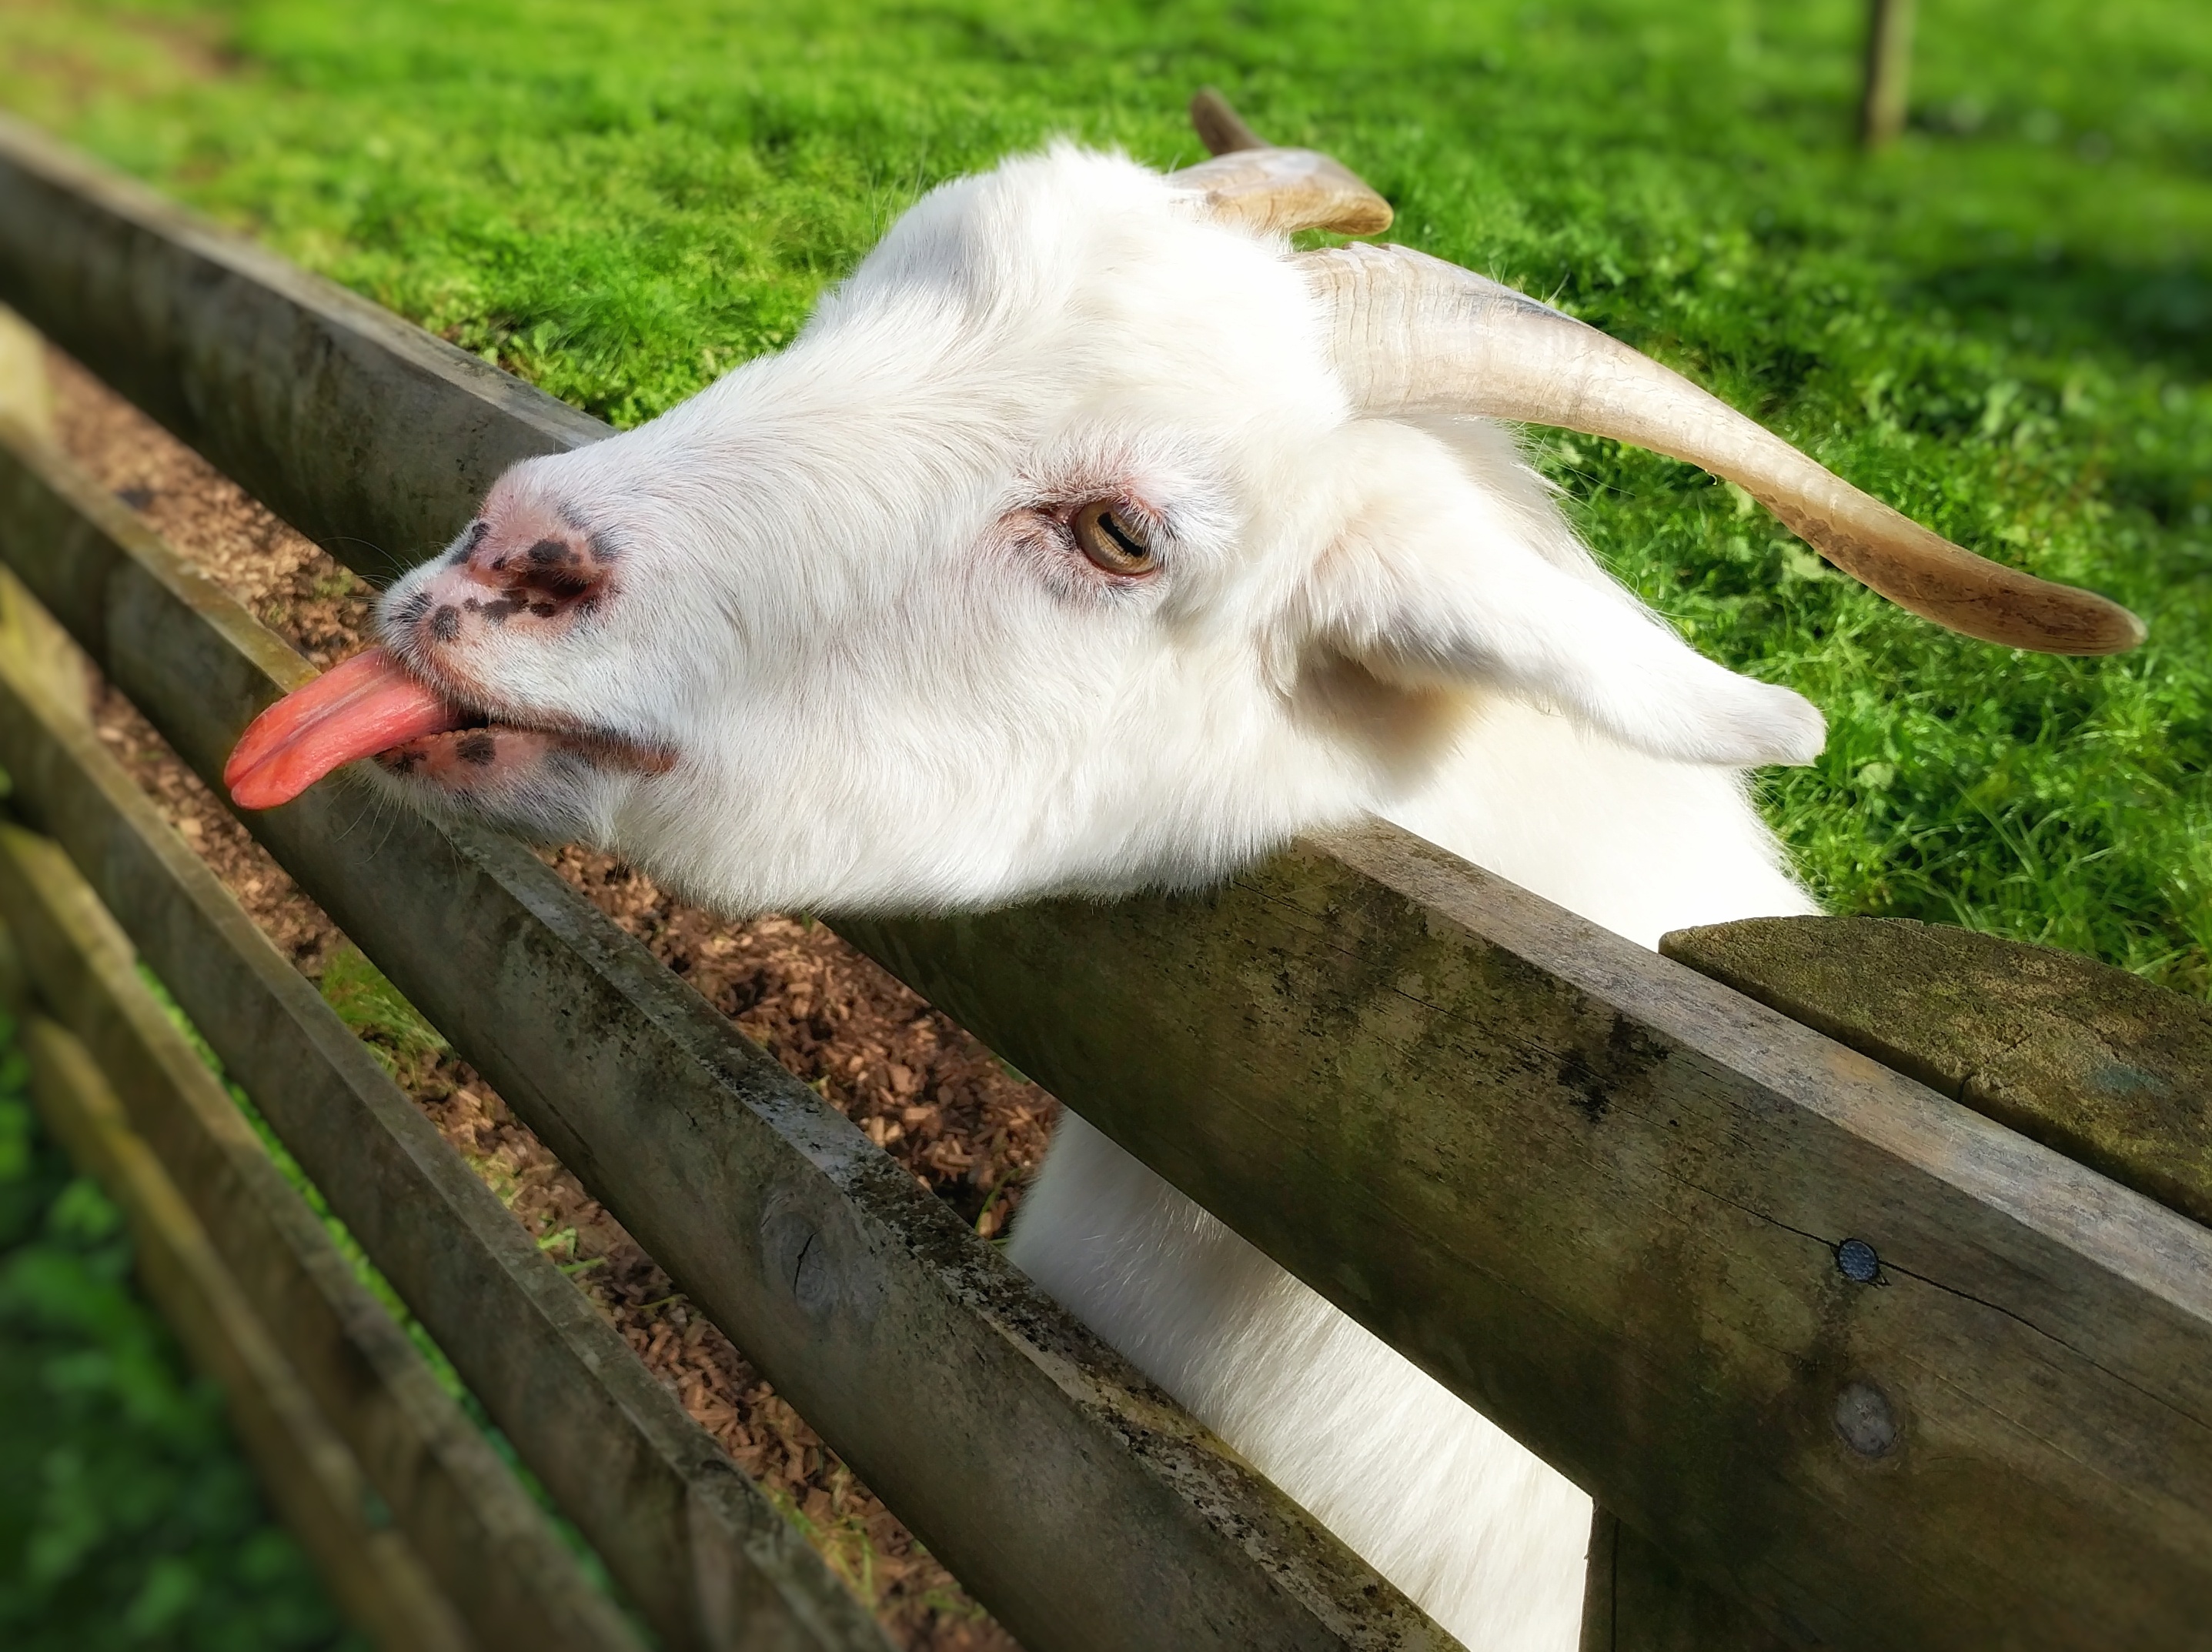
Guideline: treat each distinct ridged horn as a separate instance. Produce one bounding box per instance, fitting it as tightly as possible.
[1167,88,1393,239]
[1301,242,2144,655]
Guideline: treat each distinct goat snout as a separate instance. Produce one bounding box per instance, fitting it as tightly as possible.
[394,513,616,654]
[460,515,612,612]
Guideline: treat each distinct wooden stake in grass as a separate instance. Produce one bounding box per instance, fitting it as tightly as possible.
[1859,0,1918,149]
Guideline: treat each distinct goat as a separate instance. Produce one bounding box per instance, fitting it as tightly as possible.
[226,92,2141,1650]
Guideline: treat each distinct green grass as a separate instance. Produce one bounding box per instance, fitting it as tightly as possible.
[2,0,2207,990]
[314,943,450,1086]
[0,1018,363,1651]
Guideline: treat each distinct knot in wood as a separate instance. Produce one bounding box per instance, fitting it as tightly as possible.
[1834,1380,1900,1459]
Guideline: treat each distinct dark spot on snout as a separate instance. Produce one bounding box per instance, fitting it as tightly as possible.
[454,731,498,766]
[379,748,425,775]
[449,520,490,565]
[392,589,434,629]
[430,605,462,642]
[471,530,604,611]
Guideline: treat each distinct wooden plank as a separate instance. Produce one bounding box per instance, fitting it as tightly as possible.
[0,808,652,1652]
[1578,1510,1794,1652]
[1664,916,2212,1230]
[832,831,2212,1652]
[5,1000,473,1652]
[0,436,1438,1652]
[0,312,84,727]
[0,576,892,1652]
[0,302,54,439]
[2,125,2209,1648]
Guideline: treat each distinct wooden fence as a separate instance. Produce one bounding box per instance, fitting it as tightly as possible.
[0,111,2207,1652]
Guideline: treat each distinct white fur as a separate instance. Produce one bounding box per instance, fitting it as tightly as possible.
[376,143,1825,1649]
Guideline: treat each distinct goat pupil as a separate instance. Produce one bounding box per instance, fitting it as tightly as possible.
[1101,510,1146,559]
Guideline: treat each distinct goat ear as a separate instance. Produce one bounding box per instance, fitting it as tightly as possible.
[1299,508,1826,769]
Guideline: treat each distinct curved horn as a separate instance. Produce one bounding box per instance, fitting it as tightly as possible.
[1302,241,2144,656]
[1167,88,1393,239]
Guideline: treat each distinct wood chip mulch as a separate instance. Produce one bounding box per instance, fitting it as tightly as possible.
[45,351,1054,1652]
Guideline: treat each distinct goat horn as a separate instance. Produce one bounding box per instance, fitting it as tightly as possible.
[1167,88,1394,239]
[1301,241,2144,655]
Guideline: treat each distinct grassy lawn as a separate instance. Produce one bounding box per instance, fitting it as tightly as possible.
[0,0,2206,993]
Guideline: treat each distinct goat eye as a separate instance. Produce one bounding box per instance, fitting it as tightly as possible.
[1072,502,1155,575]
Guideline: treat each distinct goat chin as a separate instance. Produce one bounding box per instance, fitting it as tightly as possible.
[1010,700,1816,1651]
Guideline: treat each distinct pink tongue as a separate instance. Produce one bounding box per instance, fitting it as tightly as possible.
[225,648,471,809]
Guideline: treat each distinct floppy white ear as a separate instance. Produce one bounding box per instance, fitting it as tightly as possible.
[1299,480,1826,769]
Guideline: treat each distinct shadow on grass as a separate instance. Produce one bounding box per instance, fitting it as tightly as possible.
[1907,252,2212,379]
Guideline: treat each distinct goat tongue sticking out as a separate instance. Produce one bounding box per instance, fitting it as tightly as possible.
[225,648,471,809]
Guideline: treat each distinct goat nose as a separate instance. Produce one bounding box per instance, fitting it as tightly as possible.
[463,526,609,619]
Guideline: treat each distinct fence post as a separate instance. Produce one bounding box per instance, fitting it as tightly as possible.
[1661,914,2212,1226]
[1859,0,1918,149]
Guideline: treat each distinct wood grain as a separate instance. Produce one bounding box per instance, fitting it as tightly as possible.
[1666,915,2212,1228]
[1578,1510,1794,1652]
[836,825,2212,1650]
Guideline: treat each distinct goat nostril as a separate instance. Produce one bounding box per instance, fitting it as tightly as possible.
[460,527,606,616]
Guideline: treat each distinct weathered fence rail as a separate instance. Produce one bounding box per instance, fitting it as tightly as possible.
[1,110,2208,1652]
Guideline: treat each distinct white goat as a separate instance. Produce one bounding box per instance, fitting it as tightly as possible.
[226,93,2140,1650]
